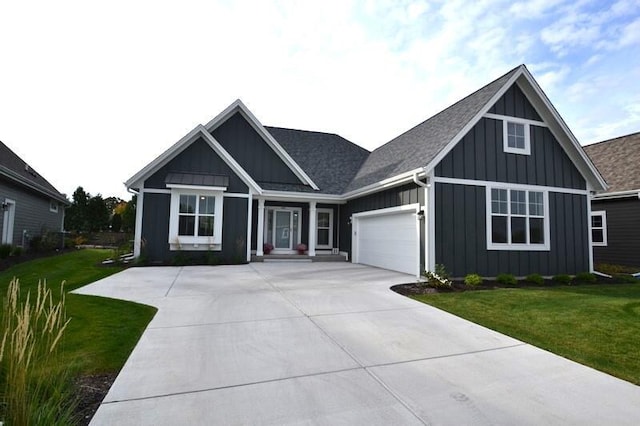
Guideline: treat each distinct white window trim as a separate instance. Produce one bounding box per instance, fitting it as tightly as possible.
[316,208,333,249]
[502,118,531,155]
[486,185,550,251]
[49,200,58,213]
[591,210,607,247]
[168,188,224,251]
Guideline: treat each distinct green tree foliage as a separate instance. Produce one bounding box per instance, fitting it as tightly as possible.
[121,195,136,233]
[111,213,122,232]
[64,187,111,232]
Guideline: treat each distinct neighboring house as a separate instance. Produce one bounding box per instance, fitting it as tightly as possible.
[126,64,606,277]
[584,132,640,268]
[0,140,69,247]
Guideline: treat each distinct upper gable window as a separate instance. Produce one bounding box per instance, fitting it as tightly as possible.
[503,119,531,155]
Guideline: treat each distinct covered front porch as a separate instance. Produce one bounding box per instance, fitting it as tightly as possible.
[251,197,345,260]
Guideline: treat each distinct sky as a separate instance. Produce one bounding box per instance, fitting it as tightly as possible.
[1,0,639,201]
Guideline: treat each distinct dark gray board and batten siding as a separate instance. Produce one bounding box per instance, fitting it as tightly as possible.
[434,85,589,277]
[211,112,304,186]
[592,198,640,268]
[141,136,251,263]
[340,182,425,271]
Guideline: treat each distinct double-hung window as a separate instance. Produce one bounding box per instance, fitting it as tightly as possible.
[488,187,549,250]
[591,211,607,246]
[168,189,224,249]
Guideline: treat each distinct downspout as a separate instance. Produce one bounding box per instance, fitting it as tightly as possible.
[413,170,430,278]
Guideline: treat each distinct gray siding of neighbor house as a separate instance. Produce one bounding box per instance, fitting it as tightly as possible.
[592,198,640,268]
[144,138,248,193]
[436,118,586,190]
[249,202,339,251]
[211,112,304,186]
[0,179,65,247]
[435,182,589,277]
[340,182,425,270]
[141,193,248,263]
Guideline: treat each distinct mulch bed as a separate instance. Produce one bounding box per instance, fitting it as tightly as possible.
[73,373,117,425]
[391,275,621,296]
[0,249,73,272]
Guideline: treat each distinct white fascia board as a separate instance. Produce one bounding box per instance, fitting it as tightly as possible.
[258,190,345,203]
[341,168,428,200]
[423,67,525,173]
[204,99,320,191]
[198,126,263,194]
[592,189,640,200]
[516,68,608,192]
[125,126,203,189]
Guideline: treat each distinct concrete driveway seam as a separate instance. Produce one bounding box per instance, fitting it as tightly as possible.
[163,266,184,297]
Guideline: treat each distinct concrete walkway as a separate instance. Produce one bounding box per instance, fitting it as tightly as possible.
[74,263,640,425]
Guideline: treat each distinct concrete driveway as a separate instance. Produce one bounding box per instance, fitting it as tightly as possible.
[74,263,640,425]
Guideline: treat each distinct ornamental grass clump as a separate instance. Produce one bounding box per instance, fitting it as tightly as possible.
[423,264,452,289]
[0,277,75,425]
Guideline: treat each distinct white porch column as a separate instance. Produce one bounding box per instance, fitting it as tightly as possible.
[256,199,265,256]
[308,201,317,257]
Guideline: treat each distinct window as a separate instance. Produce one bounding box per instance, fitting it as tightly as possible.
[168,189,223,249]
[49,200,58,213]
[591,211,607,246]
[503,120,531,155]
[316,209,333,248]
[487,186,549,250]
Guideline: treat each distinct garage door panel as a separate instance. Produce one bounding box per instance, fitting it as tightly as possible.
[354,210,418,276]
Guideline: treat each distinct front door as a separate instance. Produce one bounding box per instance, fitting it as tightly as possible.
[274,210,292,249]
[266,208,301,252]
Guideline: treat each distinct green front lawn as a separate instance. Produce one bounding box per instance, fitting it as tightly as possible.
[0,249,157,373]
[412,284,640,385]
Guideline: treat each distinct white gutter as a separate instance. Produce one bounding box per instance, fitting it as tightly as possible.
[592,189,640,200]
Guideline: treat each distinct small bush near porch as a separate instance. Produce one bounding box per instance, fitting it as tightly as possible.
[411,284,640,385]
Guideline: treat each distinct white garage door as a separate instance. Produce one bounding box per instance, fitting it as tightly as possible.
[353,207,419,276]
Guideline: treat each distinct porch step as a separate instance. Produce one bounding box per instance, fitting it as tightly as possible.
[251,254,347,263]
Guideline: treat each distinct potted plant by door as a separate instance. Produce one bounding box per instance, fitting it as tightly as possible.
[296,243,307,255]
[263,243,274,254]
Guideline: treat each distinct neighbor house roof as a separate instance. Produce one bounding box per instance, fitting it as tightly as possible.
[584,132,640,194]
[0,140,68,204]
[343,66,521,192]
[265,127,370,195]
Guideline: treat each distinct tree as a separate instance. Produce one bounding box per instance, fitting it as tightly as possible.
[64,186,90,231]
[111,213,122,232]
[121,196,136,233]
[87,195,110,232]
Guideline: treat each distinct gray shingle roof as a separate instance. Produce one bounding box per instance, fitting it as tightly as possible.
[265,127,370,194]
[0,140,68,203]
[343,66,521,192]
[584,132,640,193]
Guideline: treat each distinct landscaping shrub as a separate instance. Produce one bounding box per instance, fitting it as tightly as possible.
[525,273,544,286]
[595,263,639,275]
[464,273,483,287]
[573,272,597,284]
[552,274,572,285]
[496,273,517,286]
[613,274,638,283]
[9,246,22,257]
[423,264,452,289]
[0,244,11,259]
[0,278,75,424]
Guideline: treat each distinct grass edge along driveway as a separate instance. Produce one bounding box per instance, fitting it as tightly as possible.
[0,249,157,374]
[412,284,640,385]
